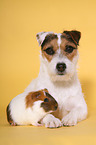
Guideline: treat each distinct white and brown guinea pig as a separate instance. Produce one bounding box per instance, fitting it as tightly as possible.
[6,89,58,126]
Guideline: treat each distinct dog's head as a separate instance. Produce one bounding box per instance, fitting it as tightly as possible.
[36,30,81,82]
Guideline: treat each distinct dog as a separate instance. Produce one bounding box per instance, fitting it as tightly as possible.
[16,30,88,128]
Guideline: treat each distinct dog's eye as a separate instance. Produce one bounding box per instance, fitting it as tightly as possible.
[65,45,76,53]
[44,47,55,55]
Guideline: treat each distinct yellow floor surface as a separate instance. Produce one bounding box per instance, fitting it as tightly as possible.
[0,0,96,145]
[0,109,96,145]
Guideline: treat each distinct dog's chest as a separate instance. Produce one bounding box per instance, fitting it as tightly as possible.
[32,75,80,119]
[37,77,79,105]
[48,81,77,99]
[46,82,79,118]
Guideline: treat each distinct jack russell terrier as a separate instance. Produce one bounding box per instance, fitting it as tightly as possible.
[9,30,88,128]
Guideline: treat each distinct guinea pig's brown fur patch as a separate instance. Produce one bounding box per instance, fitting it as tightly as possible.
[25,89,58,112]
[41,92,58,112]
[6,104,17,126]
[25,89,49,108]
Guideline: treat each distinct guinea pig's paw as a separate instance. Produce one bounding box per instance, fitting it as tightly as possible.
[10,122,17,126]
[42,114,61,128]
[62,112,77,126]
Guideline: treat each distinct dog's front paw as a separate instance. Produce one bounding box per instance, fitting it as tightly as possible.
[42,114,61,128]
[62,112,77,126]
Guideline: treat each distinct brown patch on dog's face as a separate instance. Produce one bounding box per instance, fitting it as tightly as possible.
[41,34,58,62]
[42,38,58,61]
[41,32,79,62]
[39,30,81,62]
[60,36,77,61]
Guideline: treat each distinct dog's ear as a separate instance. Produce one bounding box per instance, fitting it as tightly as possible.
[63,30,81,45]
[36,32,53,46]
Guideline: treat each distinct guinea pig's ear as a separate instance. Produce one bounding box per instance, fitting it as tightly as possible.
[36,32,54,46]
[43,88,49,93]
[33,91,41,99]
[63,30,81,45]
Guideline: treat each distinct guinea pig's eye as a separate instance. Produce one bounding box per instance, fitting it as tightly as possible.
[44,98,49,102]
[44,47,55,55]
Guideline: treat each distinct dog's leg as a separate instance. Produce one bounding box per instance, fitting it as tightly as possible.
[62,107,87,126]
[41,114,62,128]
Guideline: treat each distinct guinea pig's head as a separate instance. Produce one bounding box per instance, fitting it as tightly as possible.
[40,91,58,112]
[25,88,58,113]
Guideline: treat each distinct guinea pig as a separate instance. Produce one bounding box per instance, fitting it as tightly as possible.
[6,89,58,126]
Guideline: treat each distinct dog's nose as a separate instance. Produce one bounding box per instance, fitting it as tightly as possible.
[56,63,66,72]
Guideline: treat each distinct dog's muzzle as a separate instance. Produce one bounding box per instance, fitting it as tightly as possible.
[56,63,66,75]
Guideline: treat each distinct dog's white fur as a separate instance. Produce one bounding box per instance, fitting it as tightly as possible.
[14,31,88,128]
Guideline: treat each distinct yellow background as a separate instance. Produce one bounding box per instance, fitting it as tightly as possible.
[0,0,96,144]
